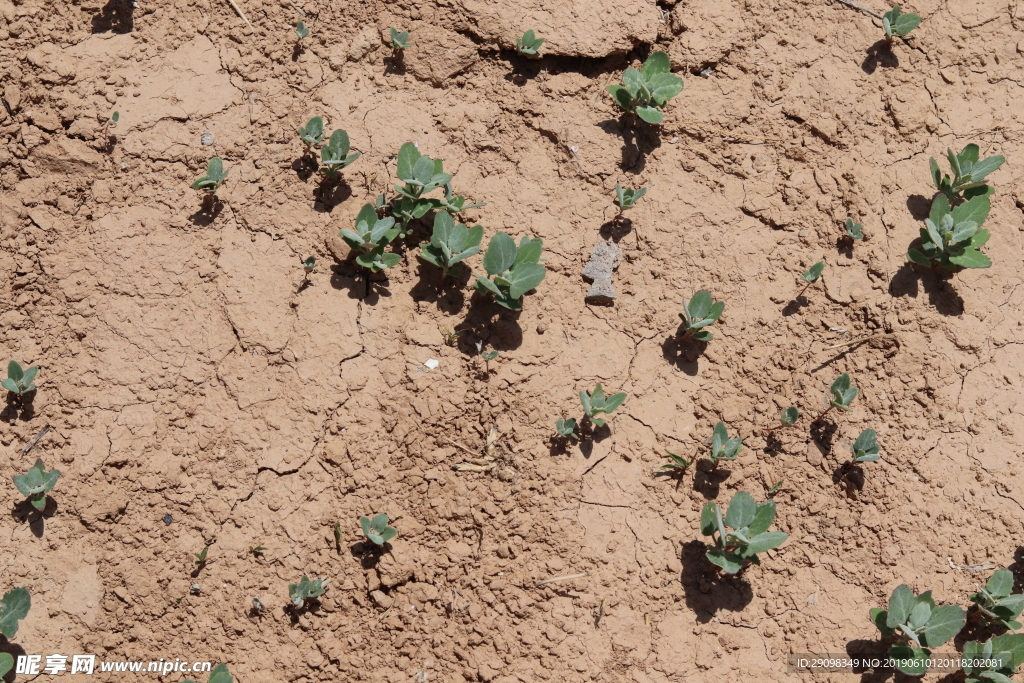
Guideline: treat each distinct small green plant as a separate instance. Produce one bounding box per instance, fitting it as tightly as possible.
[3,360,38,396]
[844,218,864,241]
[812,373,858,423]
[250,545,266,555]
[658,451,693,489]
[870,584,966,676]
[961,634,1024,683]
[700,492,788,574]
[708,421,742,467]
[183,662,234,683]
[579,384,627,428]
[14,459,59,510]
[481,350,499,361]
[333,521,343,550]
[764,406,799,432]
[301,256,316,278]
[194,546,209,567]
[251,597,266,614]
[101,110,119,139]
[607,51,683,124]
[767,478,785,496]
[418,211,483,285]
[320,129,360,178]
[473,233,547,310]
[554,418,579,441]
[393,142,452,237]
[970,569,1024,631]
[360,513,398,546]
[908,194,992,270]
[613,184,646,224]
[930,144,1005,202]
[0,586,30,638]
[882,6,920,41]
[850,429,880,464]
[288,575,326,607]
[298,116,325,150]
[433,183,486,214]
[295,20,310,40]
[191,157,229,208]
[340,204,401,273]
[441,327,463,346]
[516,29,544,56]
[796,261,825,298]
[677,290,724,342]
[389,27,411,50]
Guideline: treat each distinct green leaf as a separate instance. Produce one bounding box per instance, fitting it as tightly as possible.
[748,501,777,536]
[691,330,713,342]
[745,530,787,554]
[0,653,13,678]
[688,290,713,319]
[515,238,544,266]
[907,248,933,266]
[482,232,516,276]
[952,195,991,226]
[907,600,931,629]
[474,275,501,296]
[396,142,420,180]
[950,249,991,269]
[959,144,980,165]
[971,229,991,248]
[635,106,664,124]
[979,672,1015,683]
[705,548,743,574]
[930,157,943,189]
[871,608,894,637]
[800,261,825,283]
[990,633,1024,669]
[700,502,718,536]
[892,11,920,35]
[781,406,799,425]
[603,392,627,414]
[1,378,18,393]
[591,417,605,428]
[970,155,1005,182]
[888,645,929,676]
[208,664,234,683]
[922,604,966,647]
[853,429,877,454]
[641,50,671,77]
[951,220,979,245]
[707,300,725,322]
[0,587,31,638]
[622,68,644,98]
[887,584,916,628]
[507,262,546,299]
[608,85,635,112]
[724,491,756,530]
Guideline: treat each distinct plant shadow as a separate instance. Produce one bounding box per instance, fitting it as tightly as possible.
[889,262,964,316]
[188,196,224,227]
[810,420,837,451]
[679,539,753,623]
[313,178,352,213]
[782,296,810,316]
[91,0,133,33]
[693,461,730,499]
[1,392,35,422]
[408,262,470,315]
[12,496,58,537]
[906,194,933,220]
[661,333,705,375]
[837,236,854,260]
[832,464,866,492]
[597,115,662,173]
[292,154,319,182]
[862,40,899,74]
[598,217,632,243]
[1008,546,1024,593]
[328,264,392,304]
[384,53,406,76]
[844,638,893,682]
[457,295,524,355]
[578,426,612,459]
[350,541,391,570]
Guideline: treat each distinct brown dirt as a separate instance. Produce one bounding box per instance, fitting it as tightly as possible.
[2,0,1024,681]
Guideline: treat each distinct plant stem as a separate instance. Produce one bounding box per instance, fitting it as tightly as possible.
[796,280,814,299]
[810,405,834,424]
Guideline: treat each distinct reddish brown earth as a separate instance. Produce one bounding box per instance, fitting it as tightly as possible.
[2,0,1024,681]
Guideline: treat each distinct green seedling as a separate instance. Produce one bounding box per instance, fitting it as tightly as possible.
[554,418,579,441]
[516,29,544,56]
[101,110,119,139]
[250,545,266,555]
[870,584,966,676]
[962,634,1024,683]
[970,569,1024,631]
[658,451,693,489]
[298,116,325,150]
[473,233,547,310]
[908,194,992,270]
[183,662,233,683]
[441,327,463,346]
[191,157,229,210]
[393,142,452,236]
[764,406,799,433]
[678,290,724,342]
[320,129,360,178]
[3,359,38,395]
[930,143,1005,203]
[796,261,825,298]
[340,204,401,273]
[14,459,59,510]
[812,373,858,423]
[767,478,785,496]
[251,597,266,615]
[709,421,742,467]
[194,546,209,567]
[579,384,627,429]
[613,184,646,224]
[393,197,434,238]
[301,256,315,276]
[700,491,788,574]
[434,183,486,214]
[360,513,398,546]
[389,27,411,50]
[295,20,309,40]
[849,429,881,464]
[0,587,30,638]
[418,211,483,285]
[607,51,683,124]
[882,6,920,41]
[481,350,499,361]
[288,575,326,608]
[845,218,864,241]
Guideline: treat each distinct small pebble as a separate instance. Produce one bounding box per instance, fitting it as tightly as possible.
[163,514,173,525]
[201,130,214,146]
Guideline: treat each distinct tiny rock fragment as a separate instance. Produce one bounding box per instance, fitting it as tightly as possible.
[582,241,623,305]
[424,359,439,370]
[201,131,214,146]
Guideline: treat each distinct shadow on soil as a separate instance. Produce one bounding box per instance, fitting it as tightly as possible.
[679,540,753,623]
[889,262,964,316]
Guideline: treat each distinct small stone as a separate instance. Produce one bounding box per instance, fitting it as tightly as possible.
[201,130,214,146]
[582,241,623,305]
[162,514,172,525]
[370,589,393,610]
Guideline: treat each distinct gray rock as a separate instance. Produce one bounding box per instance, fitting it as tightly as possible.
[201,130,214,146]
[582,241,623,305]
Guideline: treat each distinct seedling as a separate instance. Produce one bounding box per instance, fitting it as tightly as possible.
[481,350,499,361]
[700,491,788,574]
[0,586,30,638]
[607,51,683,124]
[393,142,452,236]
[360,513,398,546]
[554,418,579,441]
[962,634,1024,683]
[812,373,859,423]
[389,28,411,51]
[796,262,825,298]
[882,6,920,41]
[848,429,881,464]
[658,451,692,489]
[473,233,547,310]
[930,144,1005,203]
[295,20,309,40]
[870,584,966,675]
[434,183,486,214]
[441,327,463,346]
[288,575,326,608]
[844,218,864,241]
[613,184,646,224]
[3,359,38,395]
[183,663,234,683]
[709,421,742,467]
[579,384,627,429]
[101,110,119,139]
[418,211,483,285]
[340,204,401,273]
[767,479,785,496]
[191,157,229,210]
[194,546,209,567]
[251,597,266,615]
[250,545,266,555]
[14,458,59,510]
[677,290,724,342]
[516,30,544,56]
[970,569,1024,631]
[764,406,799,432]
[908,194,992,270]
[298,116,325,150]
[301,257,315,283]
[319,129,360,178]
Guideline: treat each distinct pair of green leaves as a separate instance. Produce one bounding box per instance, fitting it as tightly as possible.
[962,633,1024,683]
[882,6,921,39]
[296,118,361,176]
[908,194,992,270]
[434,184,486,214]
[607,51,684,124]
[614,184,646,211]
[418,211,482,282]
[396,143,451,199]
[851,429,880,463]
[3,360,38,395]
[970,569,1024,631]
[700,492,787,574]
[780,406,800,426]
[801,261,825,284]
[870,584,966,675]
[301,256,316,274]
[829,373,859,411]
[340,204,401,272]
[579,384,627,428]
[845,218,864,240]
[191,157,229,193]
[14,459,60,510]
[658,451,693,473]
[516,30,544,56]
[931,143,1005,202]
[295,21,310,39]
[679,290,725,342]
[709,421,742,465]
[288,575,327,607]
[360,513,398,545]
[473,233,547,310]
[389,28,411,50]
[555,418,579,440]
